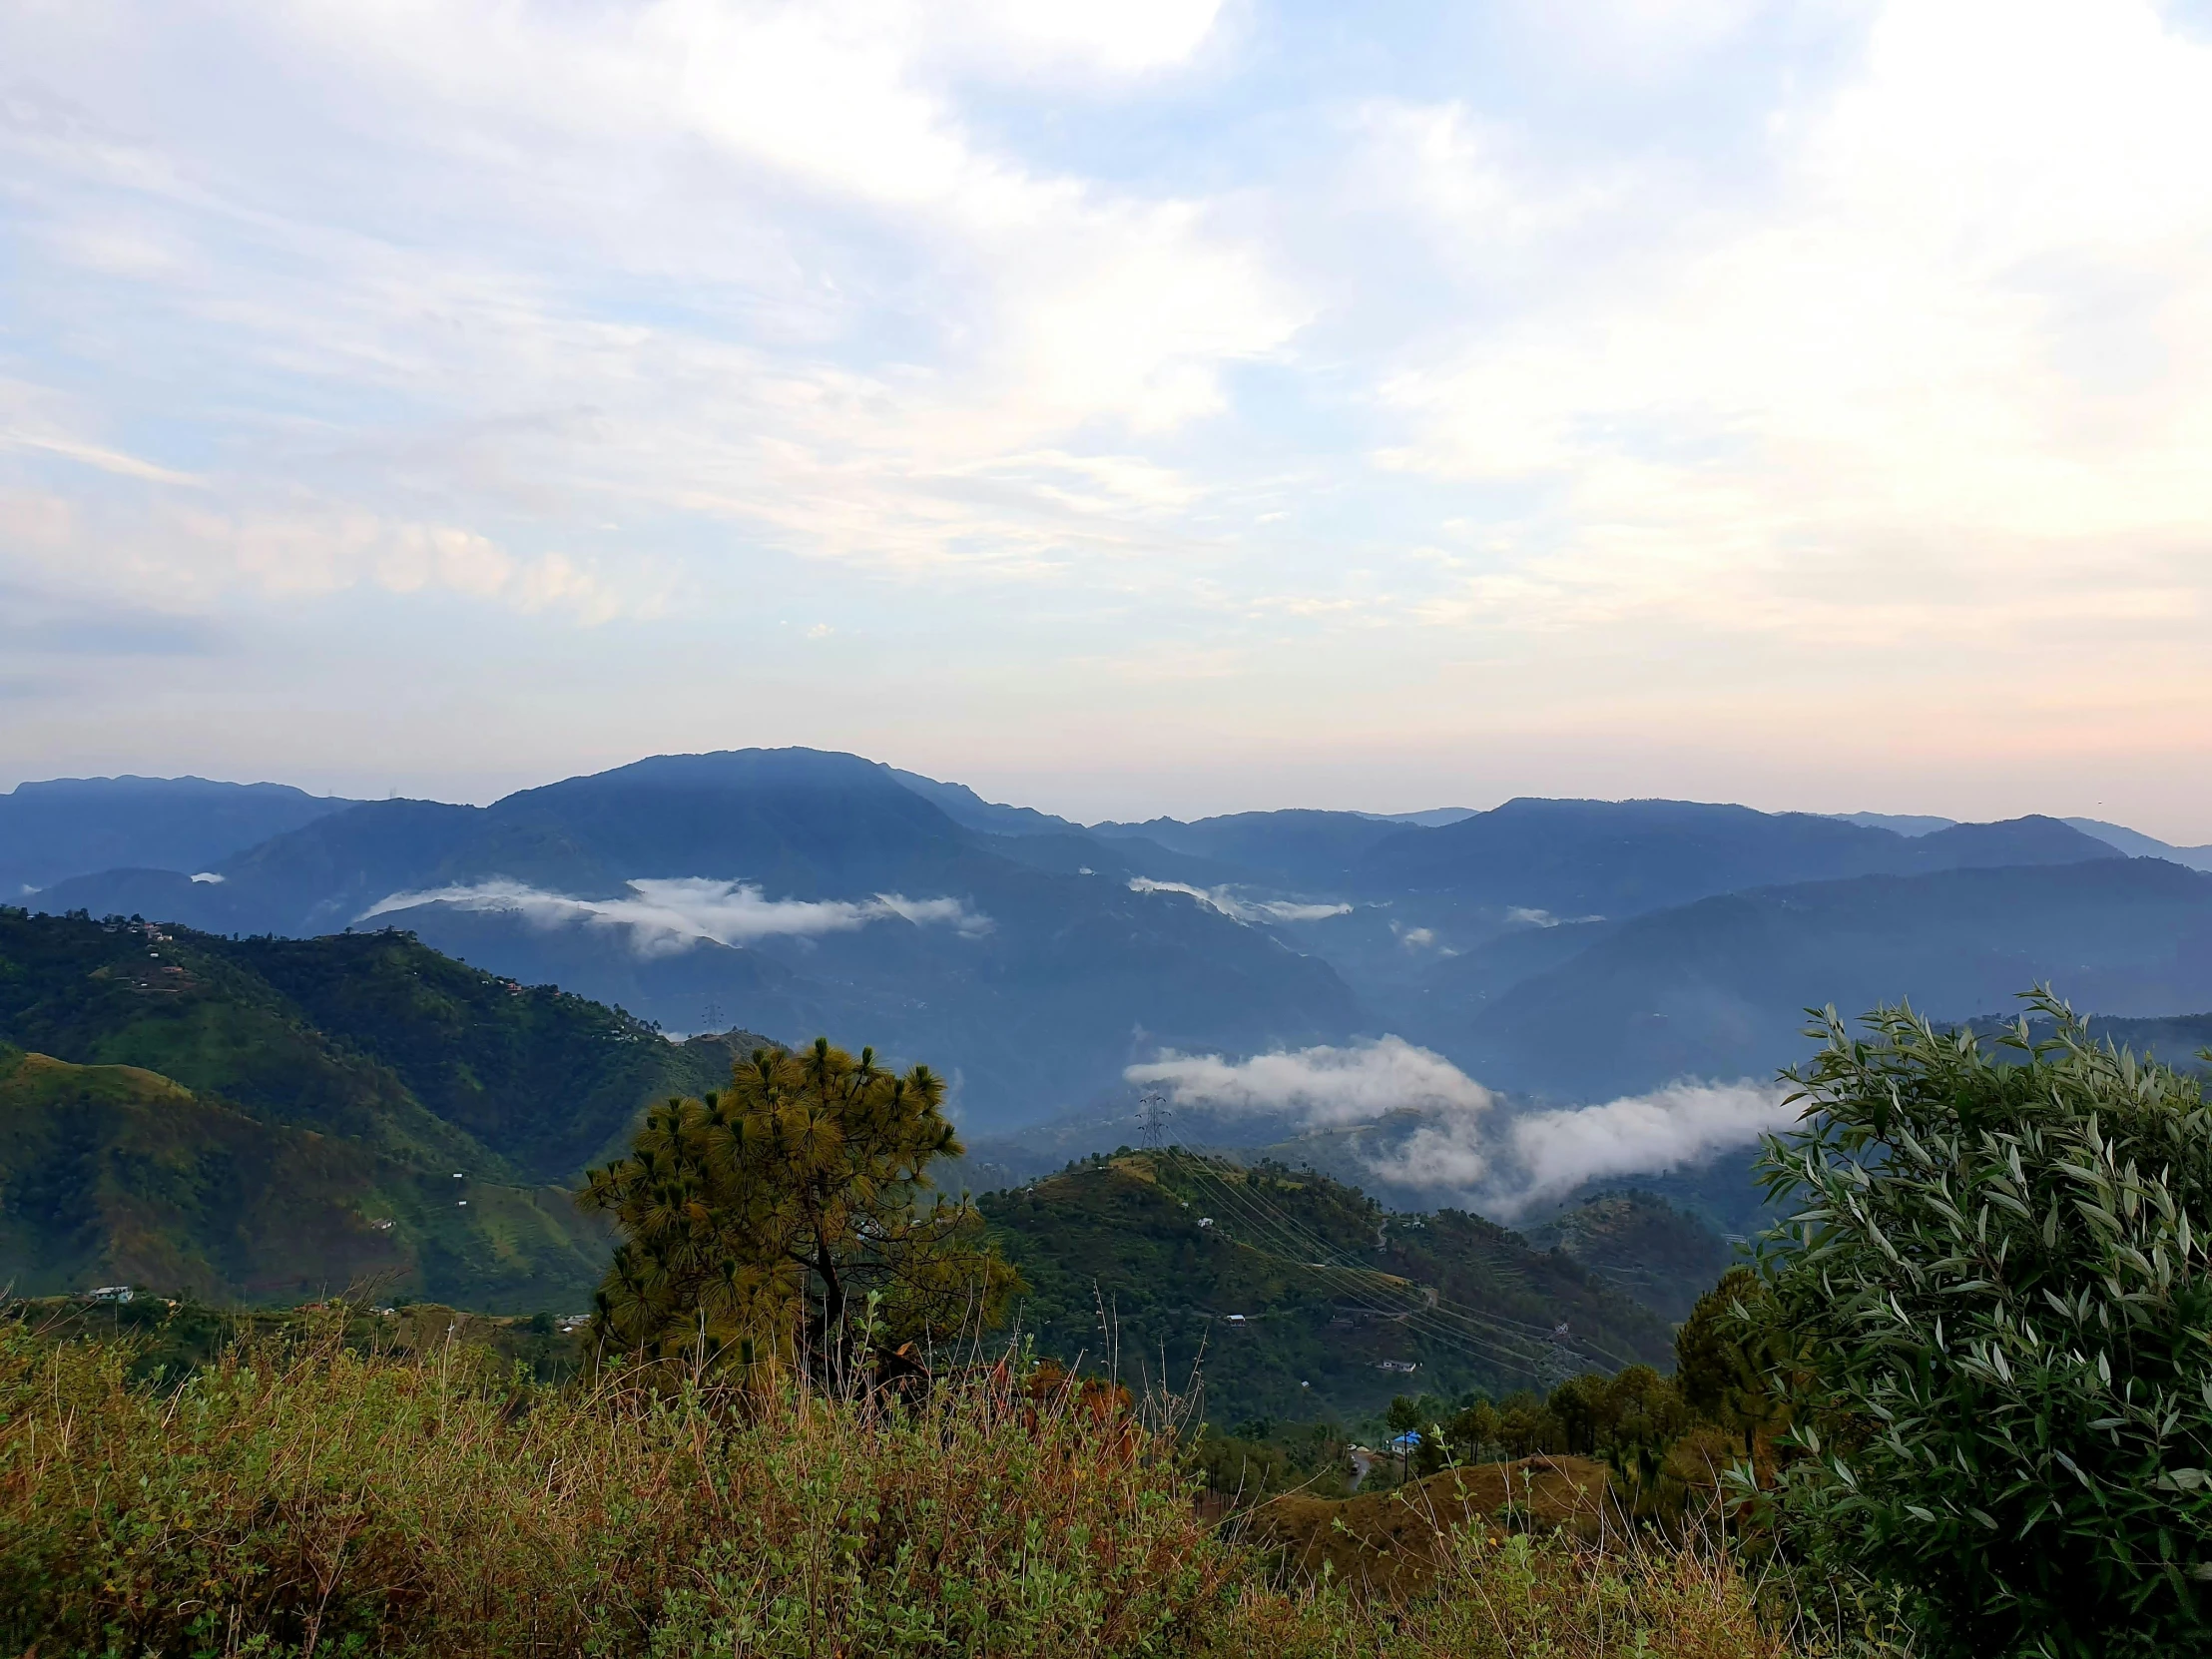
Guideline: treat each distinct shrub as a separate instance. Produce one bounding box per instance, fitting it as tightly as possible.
[1753,992,2212,1657]
[0,1310,1826,1657]
[1221,1504,1806,1659]
[0,1316,1229,1656]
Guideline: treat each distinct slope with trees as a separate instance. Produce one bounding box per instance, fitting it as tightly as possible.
[0,1045,607,1306]
[978,1150,1673,1428]
[0,907,774,1304]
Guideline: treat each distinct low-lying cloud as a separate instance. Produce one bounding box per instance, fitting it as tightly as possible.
[1128,1035,1492,1127]
[1124,1036,1794,1217]
[1364,1078,1796,1217]
[359,876,991,956]
[1126,876,1352,924]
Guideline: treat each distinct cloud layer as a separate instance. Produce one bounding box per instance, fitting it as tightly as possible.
[1126,877,1352,924]
[1126,1037,1794,1215]
[5,2,2212,833]
[360,876,989,955]
[1128,1035,1492,1126]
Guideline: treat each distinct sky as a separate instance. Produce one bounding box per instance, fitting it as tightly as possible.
[4,0,2211,835]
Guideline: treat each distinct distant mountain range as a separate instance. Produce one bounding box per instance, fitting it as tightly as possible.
[1,776,357,896]
[11,752,2212,1147]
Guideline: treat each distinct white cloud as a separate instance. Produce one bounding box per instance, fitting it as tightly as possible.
[7,2,2212,829]
[1376,0,2212,633]
[1130,1036,1794,1216]
[946,0,1227,77]
[358,875,990,954]
[1361,1077,1796,1215]
[1126,1036,1494,1127]
[1508,1079,1796,1201]
[0,429,205,488]
[1126,876,1352,924]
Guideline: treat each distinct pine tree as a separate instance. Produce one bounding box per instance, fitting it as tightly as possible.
[577,1037,1017,1377]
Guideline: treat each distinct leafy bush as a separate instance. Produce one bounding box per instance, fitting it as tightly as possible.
[1753,993,2212,1657]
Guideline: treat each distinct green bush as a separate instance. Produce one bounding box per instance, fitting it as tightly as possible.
[1753,992,2212,1658]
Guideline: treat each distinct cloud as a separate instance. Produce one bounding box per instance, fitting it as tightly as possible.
[1504,906,1602,927]
[0,428,205,488]
[1126,876,1352,924]
[7,2,2212,829]
[358,875,990,954]
[1126,1036,1493,1127]
[1361,1077,1796,1216]
[1129,1036,1794,1216]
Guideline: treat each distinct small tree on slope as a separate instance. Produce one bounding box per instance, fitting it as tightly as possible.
[1753,991,2212,1658]
[578,1037,1017,1377]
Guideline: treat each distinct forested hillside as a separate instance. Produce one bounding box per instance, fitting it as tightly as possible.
[0,908,771,1305]
[0,1047,605,1305]
[981,1151,1672,1426]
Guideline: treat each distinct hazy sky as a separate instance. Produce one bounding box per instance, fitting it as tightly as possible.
[5,1,2211,834]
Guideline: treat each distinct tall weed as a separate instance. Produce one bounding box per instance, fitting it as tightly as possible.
[0,1314,1820,1658]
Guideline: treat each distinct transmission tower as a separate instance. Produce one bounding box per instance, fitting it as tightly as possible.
[1136,1089,1174,1151]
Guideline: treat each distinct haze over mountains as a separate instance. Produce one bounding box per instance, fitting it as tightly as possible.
[13,749,2212,1207]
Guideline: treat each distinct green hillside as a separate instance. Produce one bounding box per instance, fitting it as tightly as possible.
[0,907,779,1306]
[1521,1191,1736,1322]
[216,930,738,1181]
[980,1150,1674,1428]
[0,1048,609,1306]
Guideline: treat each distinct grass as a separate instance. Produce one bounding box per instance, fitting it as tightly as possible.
[0,1311,1826,1658]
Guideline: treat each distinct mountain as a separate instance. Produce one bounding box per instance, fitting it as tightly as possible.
[2066,1012,2212,1067]
[1439,857,2212,1098]
[1,776,356,897]
[2064,818,2212,871]
[979,1151,1675,1426]
[1519,1192,1735,1324]
[0,1046,607,1308]
[1354,800,2118,916]
[878,766,1081,838]
[30,751,1364,1129]
[22,755,2193,1138]
[1089,810,1415,887]
[1832,812,1956,836]
[0,907,784,1304]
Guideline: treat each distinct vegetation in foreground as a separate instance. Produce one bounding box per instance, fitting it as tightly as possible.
[0,1312,1808,1659]
[1753,993,2212,1658]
